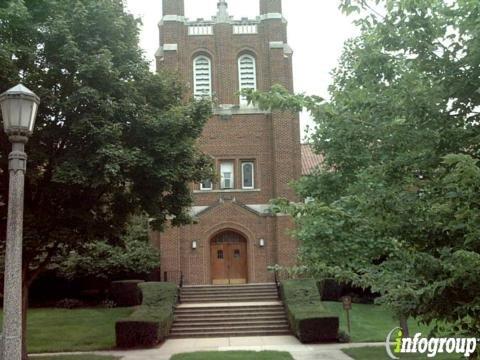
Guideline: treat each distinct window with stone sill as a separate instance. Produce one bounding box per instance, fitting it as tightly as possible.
[220,161,234,189]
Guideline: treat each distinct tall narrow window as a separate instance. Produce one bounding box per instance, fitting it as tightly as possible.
[242,162,254,189]
[238,54,257,106]
[220,161,234,189]
[193,56,212,98]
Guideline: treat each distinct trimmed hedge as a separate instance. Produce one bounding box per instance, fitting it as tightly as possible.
[110,280,144,307]
[115,282,177,348]
[281,279,339,343]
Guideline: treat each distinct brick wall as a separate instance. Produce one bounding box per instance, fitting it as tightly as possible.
[155,200,290,285]
[152,0,301,284]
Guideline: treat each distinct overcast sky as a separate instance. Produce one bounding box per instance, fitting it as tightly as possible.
[124,0,360,139]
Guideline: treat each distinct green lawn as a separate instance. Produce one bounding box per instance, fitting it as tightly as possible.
[0,307,133,353]
[34,356,119,360]
[170,351,294,360]
[0,302,436,354]
[343,346,461,359]
[323,302,432,342]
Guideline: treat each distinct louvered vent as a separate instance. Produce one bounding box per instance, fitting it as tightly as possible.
[238,55,256,105]
[193,56,212,98]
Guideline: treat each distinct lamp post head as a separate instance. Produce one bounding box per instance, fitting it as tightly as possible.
[0,84,40,138]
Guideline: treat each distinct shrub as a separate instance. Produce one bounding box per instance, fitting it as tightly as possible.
[55,298,85,309]
[320,279,344,301]
[109,280,144,307]
[116,282,177,348]
[281,279,339,343]
[100,299,117,308]
[58,215,161,281]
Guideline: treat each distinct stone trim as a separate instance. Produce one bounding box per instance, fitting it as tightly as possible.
[213,104,270,116]
[259,13,287,23]
[269,41,284,49]
[193,188,261,194]
[160,15,186,24]
[191,202,275,219]
[269,42,294,56]
[163,44,178,51]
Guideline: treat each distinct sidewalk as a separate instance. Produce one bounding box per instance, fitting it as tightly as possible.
[31,336,386,360]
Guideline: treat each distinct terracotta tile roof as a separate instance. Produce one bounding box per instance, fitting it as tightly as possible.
[301,144,324,175]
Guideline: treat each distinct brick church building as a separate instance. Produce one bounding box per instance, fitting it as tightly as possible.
[150,0,319,285]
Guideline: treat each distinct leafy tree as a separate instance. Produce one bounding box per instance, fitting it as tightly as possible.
[245,0,480,346]
[0,0,212,356]
[58,214,160,280]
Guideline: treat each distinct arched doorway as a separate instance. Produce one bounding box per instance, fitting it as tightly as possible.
[211,231,247,285]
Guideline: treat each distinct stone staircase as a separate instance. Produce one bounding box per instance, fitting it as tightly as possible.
[180,283,279,303]
[169,283,291,338]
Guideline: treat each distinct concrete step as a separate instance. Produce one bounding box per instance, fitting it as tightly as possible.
[175,306,284,314]
[170,283,289,339]
[182,284,276,289]
[171,323,290,333]
[169,328,291,338]
[182,284,276,290]
[181,290,278,296]
[175,313,286,320]
[181,291,277,295]
[181,289,277,295]
[173,320,289,328]
[181,293,278,299]
[180,296,279,301]
[175,314,287,321]
[181,290,277,296]
[181,295,278,302]
[175,313,285,319]
[176,304,283,309]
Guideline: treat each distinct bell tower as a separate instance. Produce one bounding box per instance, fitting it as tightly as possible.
[154,0,301,285]
[162,0,184,16]
[260,0,282,14]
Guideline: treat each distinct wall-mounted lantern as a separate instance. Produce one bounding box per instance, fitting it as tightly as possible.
[259,238,265,247]
[192,240,198,250]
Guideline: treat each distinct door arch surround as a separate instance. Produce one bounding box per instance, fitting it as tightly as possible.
[210,230,248,285]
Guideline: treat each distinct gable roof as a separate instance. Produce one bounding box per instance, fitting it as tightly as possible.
[301,143,324,175]
[193,200,272,219]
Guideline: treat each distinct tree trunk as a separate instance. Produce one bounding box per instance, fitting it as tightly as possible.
[22,266,29,360]
[400,315,409,338]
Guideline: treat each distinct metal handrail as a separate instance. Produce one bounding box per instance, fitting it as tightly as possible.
[274,270,281,299]
[163,270,184,304]
[178,273,184,304]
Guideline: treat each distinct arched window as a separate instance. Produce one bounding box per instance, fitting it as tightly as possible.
[238,54,257,106]
[193,55,212,98]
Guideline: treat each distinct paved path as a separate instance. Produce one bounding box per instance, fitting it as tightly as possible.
[31,336,385,360]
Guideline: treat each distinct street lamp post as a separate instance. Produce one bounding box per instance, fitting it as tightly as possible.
[0,84,40,360]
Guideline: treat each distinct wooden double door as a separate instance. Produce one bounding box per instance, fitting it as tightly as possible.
[211,231,247,285]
